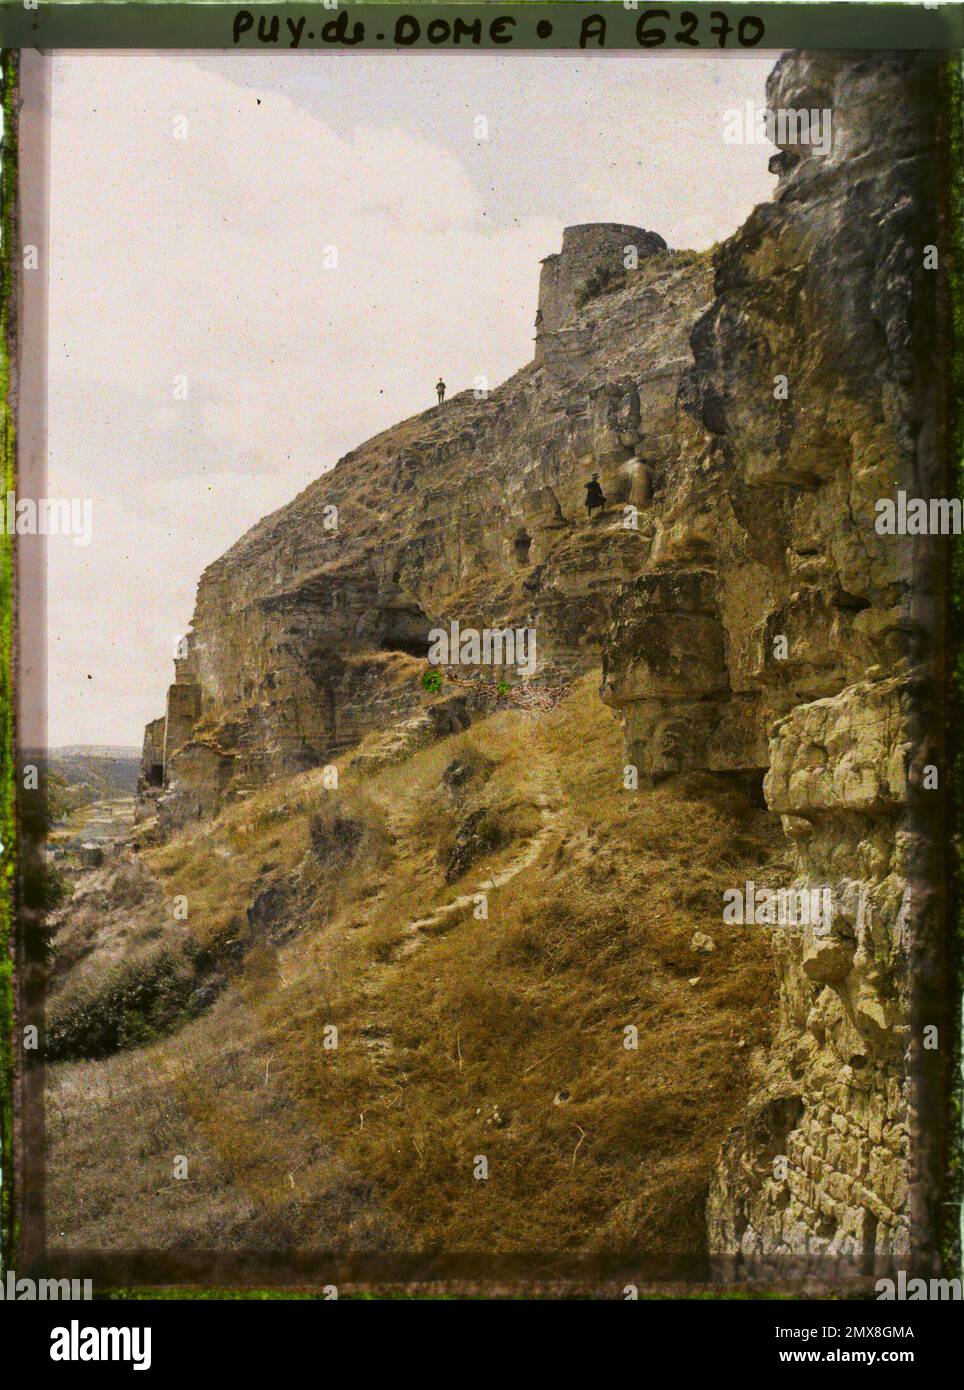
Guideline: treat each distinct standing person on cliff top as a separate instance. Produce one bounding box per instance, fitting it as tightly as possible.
[436,377,446,404]
[585,473,606,518]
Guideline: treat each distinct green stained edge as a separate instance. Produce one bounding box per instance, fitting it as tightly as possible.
[0,48,16,1277]
[947,50,964,1281]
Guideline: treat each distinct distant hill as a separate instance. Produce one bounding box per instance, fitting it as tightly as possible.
[45,747,140,806]
[51,745,142,762]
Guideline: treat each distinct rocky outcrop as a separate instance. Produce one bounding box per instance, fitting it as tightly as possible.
[650,52,945,1274]
[143,223,712,820]
[140,51,948,1274]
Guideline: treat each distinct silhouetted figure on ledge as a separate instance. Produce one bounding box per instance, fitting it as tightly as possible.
[436,378,446,404]
[585,473,606,518]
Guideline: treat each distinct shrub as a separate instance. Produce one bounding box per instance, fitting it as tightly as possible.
[575,264,626,308]
[47,937,214,1060]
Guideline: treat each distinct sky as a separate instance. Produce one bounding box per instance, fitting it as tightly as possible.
[46,50,775,749]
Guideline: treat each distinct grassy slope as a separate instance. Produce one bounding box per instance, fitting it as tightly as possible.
[46,674,787,1257]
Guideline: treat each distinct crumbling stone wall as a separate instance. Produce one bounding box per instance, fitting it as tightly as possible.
[536,222,668,348]
[162,682,201,769]
[138,716,165,792]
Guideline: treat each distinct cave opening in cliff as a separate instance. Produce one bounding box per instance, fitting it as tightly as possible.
[146,763,163,787]
[513,530,532,565]
[715,768,769,810]
[379,602,433,658]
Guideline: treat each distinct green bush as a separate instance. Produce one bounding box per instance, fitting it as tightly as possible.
[47,938,212,1061]
[575,264,626,308]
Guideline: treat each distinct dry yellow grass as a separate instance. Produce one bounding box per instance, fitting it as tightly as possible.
[46,673,787,1259]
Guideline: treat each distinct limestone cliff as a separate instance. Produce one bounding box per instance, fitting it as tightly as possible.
[675,52,947,1271]
[141,222,712,816]
[139,51,949,1273]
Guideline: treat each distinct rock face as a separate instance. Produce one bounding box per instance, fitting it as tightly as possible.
[140,51,947,1272]
[682,52,945,1272]
[141,221,713,816]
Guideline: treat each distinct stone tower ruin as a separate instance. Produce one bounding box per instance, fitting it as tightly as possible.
[535,222,668,359]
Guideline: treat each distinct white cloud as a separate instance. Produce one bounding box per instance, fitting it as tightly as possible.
[46,52,771,747]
